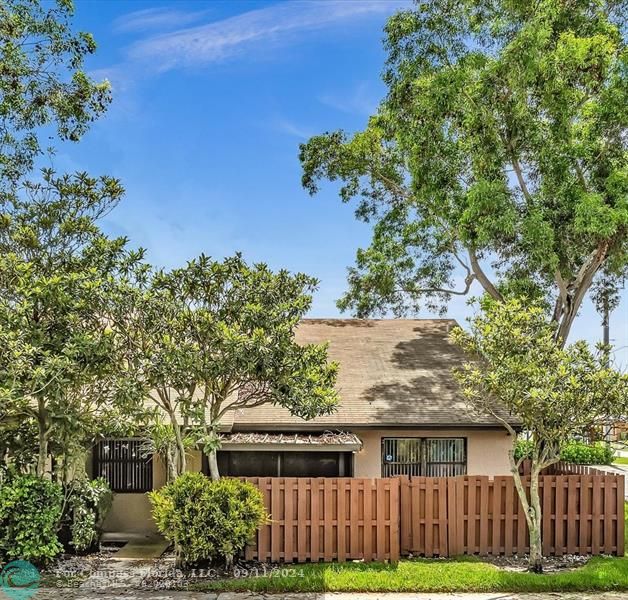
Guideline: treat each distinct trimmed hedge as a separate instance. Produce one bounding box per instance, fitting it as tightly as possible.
[0,474,64,565]
[149,472,267,568]
[515,439,614,465]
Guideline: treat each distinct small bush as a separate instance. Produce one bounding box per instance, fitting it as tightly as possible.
[62,478,113,552]
[149,472,267,568]
[560,441,614,465]
[514,439,614,465]
[514,439,534,461]
[0,474,63,565]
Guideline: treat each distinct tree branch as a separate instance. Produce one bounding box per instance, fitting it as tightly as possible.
[468,249,503,300]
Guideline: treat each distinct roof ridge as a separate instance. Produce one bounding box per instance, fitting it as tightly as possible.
[300,318,459,323]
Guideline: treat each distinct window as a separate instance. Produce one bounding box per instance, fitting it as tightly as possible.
[93,439,153,493]
[424,438,466,476]
[211,451,353,477]
[381,437,466,477]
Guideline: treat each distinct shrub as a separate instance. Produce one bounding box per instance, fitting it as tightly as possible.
[0,474,63,565]
[514,439,534,461]
[560,440,614,465]
[62,478,113,552]
[514,438,614,465]
[149,472,267,568]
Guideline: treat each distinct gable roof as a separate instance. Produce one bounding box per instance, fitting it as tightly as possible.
[230,318,514,430]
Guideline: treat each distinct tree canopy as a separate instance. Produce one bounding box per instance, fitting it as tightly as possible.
[452,297,628,570]
[300,0,627,342]
[117,254,339,480]
[0,0,111,185]
[0,171,145,476]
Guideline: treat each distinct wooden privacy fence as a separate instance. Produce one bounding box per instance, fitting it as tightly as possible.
[243,477,400,563]
[243,474,625,563]
[401,475,624,557]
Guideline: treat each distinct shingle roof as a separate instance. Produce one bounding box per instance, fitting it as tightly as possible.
[231,319,515,430]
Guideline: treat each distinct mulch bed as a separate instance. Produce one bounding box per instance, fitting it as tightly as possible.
[482,553,590,572]
[43,542,593,590]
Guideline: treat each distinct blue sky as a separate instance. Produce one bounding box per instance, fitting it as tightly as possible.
[58,0,626,366]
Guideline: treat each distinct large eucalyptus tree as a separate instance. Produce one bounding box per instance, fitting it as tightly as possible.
[300,0,627,344]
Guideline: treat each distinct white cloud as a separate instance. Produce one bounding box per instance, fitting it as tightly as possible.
[113,7,209,33]
[126,1,408,72]
[319,81,382,116]
[272,118,313,140]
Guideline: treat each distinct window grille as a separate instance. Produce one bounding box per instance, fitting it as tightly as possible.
[424,438,466,476]
[93,439,153,493]
[381,437,466,477]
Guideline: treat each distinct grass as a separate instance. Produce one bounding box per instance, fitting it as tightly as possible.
[613,457,628,465]
[189,557,628,594]
[625,500,628,550]
[188,502,628,594]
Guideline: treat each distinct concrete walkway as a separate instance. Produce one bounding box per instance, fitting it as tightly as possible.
[113,535,170,560]
[32,591,628,600]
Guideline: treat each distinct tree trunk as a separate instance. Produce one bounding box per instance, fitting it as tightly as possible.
[207,448,220,480]
[167,410,187,477]
[554,241,609,345]
[507,443,544,572]
[36,402,50,478]
[36,427,49,478]
[166,444,178,483]
[528,468,544,573]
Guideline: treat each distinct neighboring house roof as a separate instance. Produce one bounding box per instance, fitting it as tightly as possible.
[230,318,515,430]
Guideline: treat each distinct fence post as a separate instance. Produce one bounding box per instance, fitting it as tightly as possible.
[446,477,458,556]
[390,476,401,561]
[617,474,625,556]
[398,475,411,555]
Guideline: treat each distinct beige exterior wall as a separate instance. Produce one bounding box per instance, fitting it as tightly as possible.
[101,451,203,534]
[101,432,512,534]
[352,428,513,477]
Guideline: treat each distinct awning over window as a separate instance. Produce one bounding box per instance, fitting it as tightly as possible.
[218,430,362,452]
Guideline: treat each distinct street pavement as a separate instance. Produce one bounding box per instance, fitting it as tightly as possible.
[31,592,628,600]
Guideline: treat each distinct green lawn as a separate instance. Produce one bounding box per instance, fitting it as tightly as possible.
[613,457,628,465]
[189,502,628,594]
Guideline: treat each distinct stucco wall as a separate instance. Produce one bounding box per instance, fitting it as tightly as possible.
[352,428,513,477]
[101,452,202,534]
[101,433,512,534]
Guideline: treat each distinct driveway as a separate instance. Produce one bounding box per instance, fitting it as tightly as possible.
[30,592,628,600]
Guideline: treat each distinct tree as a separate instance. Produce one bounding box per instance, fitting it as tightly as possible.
[0,171,145,476]
[131,254,339,480]
[140,418,198,484]
[0,0,111,185]
[452,298,628,572]
[109,264,203,479]
[300,0,627,342]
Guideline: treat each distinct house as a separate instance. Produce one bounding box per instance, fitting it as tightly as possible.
[94,319,517,534]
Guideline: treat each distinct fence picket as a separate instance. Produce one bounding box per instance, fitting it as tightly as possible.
[363,479,373,561]
[337,479,346,562]
[617,475,625,556]
[242,471,623,563]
